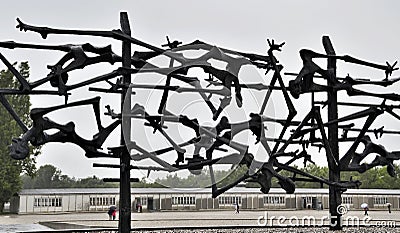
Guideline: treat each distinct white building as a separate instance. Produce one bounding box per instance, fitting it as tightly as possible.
[10,187,400,214]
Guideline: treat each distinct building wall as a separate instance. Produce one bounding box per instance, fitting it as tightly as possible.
[83,195,90,211]
[26,196,34,213]
[19,196,26,213]
[285,197,296,209]
[240,196,246,209]
[201,198,207,209]
[14,189,400,214]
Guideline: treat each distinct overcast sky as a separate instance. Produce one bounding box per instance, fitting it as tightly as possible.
[1,0,400,181]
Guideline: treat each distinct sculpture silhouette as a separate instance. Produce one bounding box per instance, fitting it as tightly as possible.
[1,16,399,232]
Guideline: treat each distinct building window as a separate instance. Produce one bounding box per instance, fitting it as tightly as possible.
[304,197,312,203]
[89,197,116,206]
[264,196,285,204]
[218,196,242,205]
[140,197,147,206]
[342,196,353,204]
[135,197,148,205]
[34,197,62,207]
[172,196,196,205]
[374,197,388,205]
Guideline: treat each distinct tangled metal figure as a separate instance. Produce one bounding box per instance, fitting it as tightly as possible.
[2,17,400,202]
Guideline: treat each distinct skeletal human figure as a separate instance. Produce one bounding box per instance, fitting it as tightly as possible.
[175,40,275,68]
[15,18,282,120]
[16,18,276,71]
[43,43,120,94]
[7,17,400,204]
[346,135,400,177]
[288,49,399,100]
[211,148,360,198]
[204,113,266,160]
[126,105,248,166]
[125,103,267,178]
[246,156,296,195]
[129,103,187,154]
[135,44,252,119]
[89,52,250,120]
[0,41,121,95]
[9,97,120,160]
[125,97,272,188]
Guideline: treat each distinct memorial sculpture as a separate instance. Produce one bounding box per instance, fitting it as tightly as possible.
[1,13,399,231]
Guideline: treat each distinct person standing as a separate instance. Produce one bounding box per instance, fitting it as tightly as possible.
[112,208,117,220]
[235,203,239,214]
[108,206,117,220]
[364,207,369,216]
[387,203,392,214]
[107,207,113,220]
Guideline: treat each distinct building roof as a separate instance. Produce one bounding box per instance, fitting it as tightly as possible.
[18,187,400,196]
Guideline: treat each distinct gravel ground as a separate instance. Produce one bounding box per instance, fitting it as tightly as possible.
[130,227,400,233]
[0,224,52,233]
[1,210,399,232]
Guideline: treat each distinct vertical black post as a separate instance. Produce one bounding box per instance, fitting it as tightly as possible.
[119,12,132,233]
[323,36,342,230]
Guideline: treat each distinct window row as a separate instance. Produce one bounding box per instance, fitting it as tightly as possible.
[219,196,242,205]
[172,196,196,205]
[89,197,116,206]
[342,196,353,204]
[135,197,147,206]
[374,197,388,205]
[264,196,285,204]
[34,197,62,207]
[303,197,313,203]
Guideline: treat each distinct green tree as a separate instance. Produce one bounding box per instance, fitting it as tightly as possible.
[37,164,58,188]
[0,62,38,212]
[32,164,66,188]
[296,164,329,188]
[151,163,400,190]
[75,175,116,188]
[153,167,245,188]
[23,164,127,188]
[22,164,73,188]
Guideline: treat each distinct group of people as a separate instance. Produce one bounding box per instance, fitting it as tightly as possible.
[107,206,117,220]
[107,201,391,220]
[108,203,143,220]
[363,202,392,216]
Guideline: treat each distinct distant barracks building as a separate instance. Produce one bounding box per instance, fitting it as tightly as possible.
[9,187,399,213]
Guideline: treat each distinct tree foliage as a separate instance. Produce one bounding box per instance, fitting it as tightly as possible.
[154,167,247,188]
[0,62,38,212]
[21,163,400,190]
[22,164,114,188]
[153,164,400,189]
[21,164,164,188]
[285,164,400,189]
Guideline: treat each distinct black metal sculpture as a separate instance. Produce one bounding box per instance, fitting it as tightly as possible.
[1,13,399,231]
[9,97,121,160]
